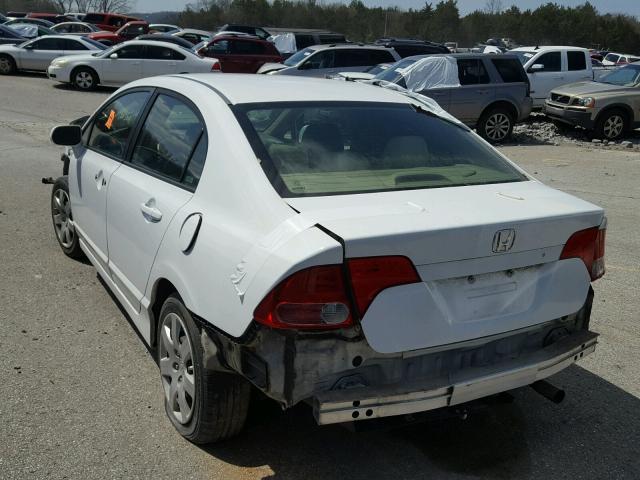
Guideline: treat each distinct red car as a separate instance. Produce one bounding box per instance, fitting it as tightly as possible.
[83,12,140,32]
[197,35,282,73]
[88,21,149,45]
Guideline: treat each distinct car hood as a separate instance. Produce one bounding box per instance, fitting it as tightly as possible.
[53,53,99,63]
[257,62,287,74]
[0,44,19,52]
[551,81,633,96]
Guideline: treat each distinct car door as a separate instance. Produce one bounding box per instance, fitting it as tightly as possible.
[101,43,144,84]
[527,50,562,104]
[447,58,493,124]
[142,45,182,76]
[106,92,206,312]
[565,50,592,84]
[19,37,64,70]
[68,90,152,272]
[228,39,264,73]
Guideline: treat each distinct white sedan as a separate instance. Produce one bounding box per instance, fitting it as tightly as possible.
[0,35,104,74]
[47,40,221,90]
[49,75,605,444]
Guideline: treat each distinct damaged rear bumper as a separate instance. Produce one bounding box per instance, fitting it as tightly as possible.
[313,329,597,424]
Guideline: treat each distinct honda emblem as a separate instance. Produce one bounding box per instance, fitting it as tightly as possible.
[492,229,516,253]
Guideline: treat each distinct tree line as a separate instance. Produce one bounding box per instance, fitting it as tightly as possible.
[2,0,640,52]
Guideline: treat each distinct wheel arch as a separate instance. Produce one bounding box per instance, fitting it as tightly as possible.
[148,277,181,349]
[481,100,519,122]
[0,52,17,71]
[71,64,100,84]
[594,103,634,127]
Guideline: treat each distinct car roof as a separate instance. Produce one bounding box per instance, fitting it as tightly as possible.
[511,46,588,52]
[306,43,393,51]
[154,74,413,105]
[178,28,212,35]
[119,39,190,49]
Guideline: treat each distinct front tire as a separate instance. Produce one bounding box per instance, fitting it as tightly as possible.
[51,176,84,259]
[0,54,16,75]
[157,295,250,444]
[478,107,514,143]
[594,109,627,140]
[72,67,98,91]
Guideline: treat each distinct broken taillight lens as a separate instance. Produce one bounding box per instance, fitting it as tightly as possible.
[253,265,353,330]
[559,223,606,281]
[211,62,221,71]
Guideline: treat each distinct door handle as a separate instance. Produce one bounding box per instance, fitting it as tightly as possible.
[140,200,162,222]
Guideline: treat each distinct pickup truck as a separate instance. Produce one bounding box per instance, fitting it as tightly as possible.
[87,21,149,46]
[509,46,594,109]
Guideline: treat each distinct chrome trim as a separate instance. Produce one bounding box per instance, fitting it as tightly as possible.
[313,330,597,425]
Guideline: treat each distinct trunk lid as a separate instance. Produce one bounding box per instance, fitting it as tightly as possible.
[288,181,604,353]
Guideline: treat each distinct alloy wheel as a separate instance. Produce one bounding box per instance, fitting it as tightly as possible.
[0,57,12,74]
[485,113,511,141]
[52,188,75,249]
[603,115,624,139]
[159,312,196,425]
[75,71,93,89]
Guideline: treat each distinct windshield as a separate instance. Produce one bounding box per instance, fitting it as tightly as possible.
[366,63,391,75]
[599,65,640,86]
[235,102,526,197]
[373,57,420,86]
[284,47,313,66]
[509,50,535,65]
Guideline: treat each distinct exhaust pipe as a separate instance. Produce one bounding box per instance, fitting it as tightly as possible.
[530,380,565,404]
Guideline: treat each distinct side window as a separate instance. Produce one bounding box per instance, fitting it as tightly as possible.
[491,58,527,82]
[567,51,586,71]
[88,91,151,159]
[535,52,561,72]
[124,24,145,36]
[334,49,370,67]
[63,39,88,51]
[31,38,63,50]
[146,45,184,60]
[56,24,71,33]
[231,40,265,55]
[368,49,396,64]
[457,59,490,85]
[130,94,205,184]
[295,34,314,49]
[304,50,334,69]
[109,17,125,27]
[116,44,144,59]
[182,134,207,189]
[210,39,229,54]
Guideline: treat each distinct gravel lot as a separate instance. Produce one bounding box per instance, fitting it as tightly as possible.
[1,73,639,480]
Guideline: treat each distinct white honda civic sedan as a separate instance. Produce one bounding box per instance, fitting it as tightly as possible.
[47,40,221,90]
[49,75,606,444]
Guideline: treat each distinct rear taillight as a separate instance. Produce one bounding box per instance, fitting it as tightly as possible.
[211,62,221,72]
[559,221,606,281]
[253,256,422,330]
[348,256,421,315]
[253,265,352,330]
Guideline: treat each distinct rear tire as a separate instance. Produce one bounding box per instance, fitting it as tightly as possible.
[51,176,84,259]
[594,109,628,140]
[72,67,98,91]
[478,106,514,143]
[0,54,16,75]
[157,295,250,444]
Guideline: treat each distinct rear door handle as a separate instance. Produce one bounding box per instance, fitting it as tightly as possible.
[140,200,162,222]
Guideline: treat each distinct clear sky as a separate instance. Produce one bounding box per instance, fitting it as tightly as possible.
[134,0,640,16]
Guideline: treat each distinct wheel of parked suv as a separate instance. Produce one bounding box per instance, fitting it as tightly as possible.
[0,54,16,75]
[594,109,627,140]
[478,107,514,143]
[157,294,251,444]
[73,67,98,90]
[51,176,84,259]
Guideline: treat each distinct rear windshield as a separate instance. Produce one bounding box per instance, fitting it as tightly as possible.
[235,102,526,197]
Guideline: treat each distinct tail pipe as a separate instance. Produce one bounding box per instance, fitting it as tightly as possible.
[530,380,565,404]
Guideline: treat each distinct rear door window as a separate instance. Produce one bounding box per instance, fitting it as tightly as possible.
[534,51,561,72]
[146,45,185,60]
[295,34,314,49]
[88,91,151,159]
[130,94,205,185]
[491,58,527,82]
[567,51,586,71]
[457,59,490,85]
[62,38,88,50]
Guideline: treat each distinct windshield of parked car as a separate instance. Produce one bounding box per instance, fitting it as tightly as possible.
[235,102,526,197]
[510,50,535,65]
[373,57,420,85]
[366,63,391,75]
[599,64,640,86]
[283,47,313,66]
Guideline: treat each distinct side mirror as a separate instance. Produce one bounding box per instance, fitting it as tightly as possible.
[529,63,544,73]
[50,125,82,146]
[109,53,118,59]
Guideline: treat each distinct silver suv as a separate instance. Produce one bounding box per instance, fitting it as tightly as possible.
[373,53,532,142]
[257,43,401,77]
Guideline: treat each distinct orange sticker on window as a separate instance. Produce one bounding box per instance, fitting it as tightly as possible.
[105,109,116,130]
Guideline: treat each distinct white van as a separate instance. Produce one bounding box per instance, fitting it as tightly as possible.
[510,46,593,109]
